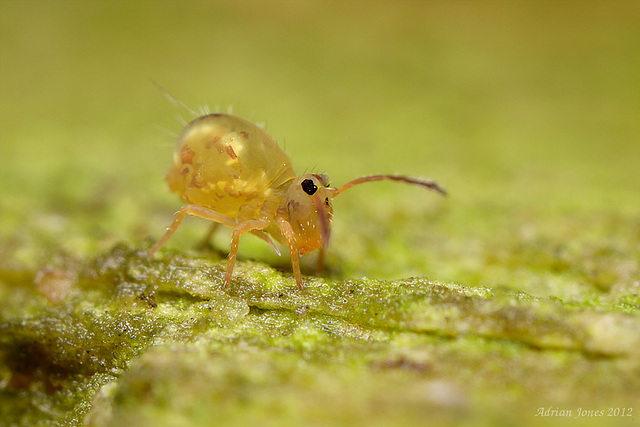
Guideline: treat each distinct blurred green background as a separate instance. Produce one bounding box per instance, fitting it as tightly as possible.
[1,1,639,425]
[2,1,639,289]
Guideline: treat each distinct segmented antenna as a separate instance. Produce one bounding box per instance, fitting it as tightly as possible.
[337,175,447,196]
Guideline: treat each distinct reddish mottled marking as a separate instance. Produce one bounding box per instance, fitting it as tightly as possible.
[181,148,194,164]
[287,199,300,211]
[225,145,238,159]
[205,134,237,159]
[224,183,243,198]
[240,131,249,138]
[205,136,225,154]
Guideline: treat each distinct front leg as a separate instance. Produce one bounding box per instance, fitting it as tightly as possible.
[224,218,271,288]
[276,216,303,289]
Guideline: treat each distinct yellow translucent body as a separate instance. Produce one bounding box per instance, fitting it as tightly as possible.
[153,113,446,289]
[166,114,296,223]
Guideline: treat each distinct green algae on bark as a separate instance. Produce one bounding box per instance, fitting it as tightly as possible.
[1,245,639,426]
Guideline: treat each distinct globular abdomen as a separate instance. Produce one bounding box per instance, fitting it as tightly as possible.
[166,114,296,220]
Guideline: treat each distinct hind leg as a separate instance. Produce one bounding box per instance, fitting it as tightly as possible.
[149,205,235,256]
[197,222,222,251]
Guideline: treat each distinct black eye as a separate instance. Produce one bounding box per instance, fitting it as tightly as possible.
[301,179,318,195]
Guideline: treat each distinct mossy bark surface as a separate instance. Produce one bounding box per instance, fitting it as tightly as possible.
[2,246,639,426]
